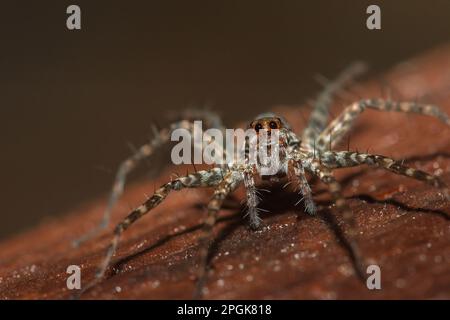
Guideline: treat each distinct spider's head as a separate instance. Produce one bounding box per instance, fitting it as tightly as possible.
[248,113,290,144]
[249,114,287,133]
[246,113,290,176]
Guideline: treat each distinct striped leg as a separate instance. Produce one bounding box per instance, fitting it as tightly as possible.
[307,161,366,277]
[73,119,226,247]
[290,160,316,215]
[302,62,367,148]
[243,170,262,229]
[81,168,226,294]
[319,151,450,200]
[72,125,171,247]
[316,99,450,152]
[193,171,242,299]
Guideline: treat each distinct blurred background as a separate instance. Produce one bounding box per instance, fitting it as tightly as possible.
[0,1,449,239]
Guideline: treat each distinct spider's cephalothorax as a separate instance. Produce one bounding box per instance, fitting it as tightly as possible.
[248,114,289,176]
[246,113,301,179]
[77,62,450,299]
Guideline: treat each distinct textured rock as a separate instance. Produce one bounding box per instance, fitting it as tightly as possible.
[0,44,449,300]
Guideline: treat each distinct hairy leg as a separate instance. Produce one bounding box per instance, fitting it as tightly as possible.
[79,168,226,295]
[290,159,316,215]
[243,169,262,229]
[316,99,450,152]
[302,62,367,148]
[193,171,242,299]
[73,119,226,247]
[319,151,449,200]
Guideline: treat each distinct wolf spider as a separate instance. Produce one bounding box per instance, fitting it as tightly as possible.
[77,62,450,298]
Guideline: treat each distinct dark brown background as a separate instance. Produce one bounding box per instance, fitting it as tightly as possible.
[1,1,449,239]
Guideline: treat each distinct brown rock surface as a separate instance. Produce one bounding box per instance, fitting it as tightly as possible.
[0,45,449,300]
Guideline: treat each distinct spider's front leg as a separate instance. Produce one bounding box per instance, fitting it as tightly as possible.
[194,170,243,299]
[306,160,367,278]
[290,159,316,215]
[73,115,227,247]
[320,151,450,200]
[79,167,226,296]
[72,120,187,247]
[316,99,450,152]
[243,168,263,229]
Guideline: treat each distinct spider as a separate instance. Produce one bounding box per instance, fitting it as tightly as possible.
[77,62,450,298]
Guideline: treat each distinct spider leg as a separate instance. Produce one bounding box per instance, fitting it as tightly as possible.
[180,108,225,131]
[243,169,263,229]
[193,171,242,299]
[302,62,367,148]
[320,151,450,200]
[290,159,316,215]
[316,99,450,152]
[307,160,366,278]
[73,119,226,247]
[78,168,226,296]
[72,125,173,247]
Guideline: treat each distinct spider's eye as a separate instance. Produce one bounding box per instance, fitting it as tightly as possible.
[254,123,263,132]
[269,121,278,129]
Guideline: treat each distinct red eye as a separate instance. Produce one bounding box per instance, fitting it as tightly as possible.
[269,121,278,129]
[254,123,263,132]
